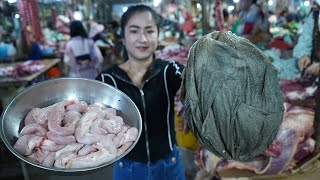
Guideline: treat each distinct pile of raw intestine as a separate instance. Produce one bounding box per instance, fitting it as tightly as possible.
[13,100,138,169]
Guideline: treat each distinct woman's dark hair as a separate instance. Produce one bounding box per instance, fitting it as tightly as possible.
[70,20,88,38]
[120,4,160,38]
[252,0,257,4]
[222,8,229,20]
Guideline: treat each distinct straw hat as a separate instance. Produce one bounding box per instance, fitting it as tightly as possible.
[89,22,104,38]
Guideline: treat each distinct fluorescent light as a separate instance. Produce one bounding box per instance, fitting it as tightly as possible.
[197,3,201,9]
[15,14,20,19]
[268,0,273,6]
[74,11,83,20]
[233,0,239,3]
[154,0,162,7]
[304,1,310,6]
[228,5,235,12]
[7,0,17,3]
[122,7,128,13]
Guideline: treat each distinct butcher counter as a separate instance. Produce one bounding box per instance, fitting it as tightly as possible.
[0,58,60,86]
[0,58,61,110]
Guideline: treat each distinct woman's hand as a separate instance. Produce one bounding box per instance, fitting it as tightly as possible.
[298,55,311,71]
[305,62,320,75]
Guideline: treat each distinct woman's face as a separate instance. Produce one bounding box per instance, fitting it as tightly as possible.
[123,11,158,62]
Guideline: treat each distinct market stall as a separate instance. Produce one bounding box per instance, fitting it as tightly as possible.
[0,58,60,110]
[0,58,60,85]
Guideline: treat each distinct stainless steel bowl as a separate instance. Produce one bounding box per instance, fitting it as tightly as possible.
[0,78,142,172]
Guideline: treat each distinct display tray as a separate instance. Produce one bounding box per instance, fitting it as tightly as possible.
[0,59,60,86]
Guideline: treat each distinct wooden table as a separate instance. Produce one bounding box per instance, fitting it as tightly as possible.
[0,59,60,87]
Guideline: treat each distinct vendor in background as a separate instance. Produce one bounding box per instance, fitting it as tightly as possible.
[178,7,196,37]
[277,8,289,26]
[106,21,121,40]
[105,20,124,65]
[0,30,16,62]
[89,22,106,43]
[96,4,186,180]
[17,28,43,61]
[89,21,108,54]
[295,0,320,76]
[64,20,103,79]
[222,8,233,31]
[55,15,70,35]
[231,0,269,44]
[42,22,57,46]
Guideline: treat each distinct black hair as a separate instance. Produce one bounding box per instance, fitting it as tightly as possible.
[108,20,119,29]
[222,8,229,19]
[120,4,160,38]
[47,22,54,30]
[252,0,257,4]
[70,20,88,38]
[280,8,288,16]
